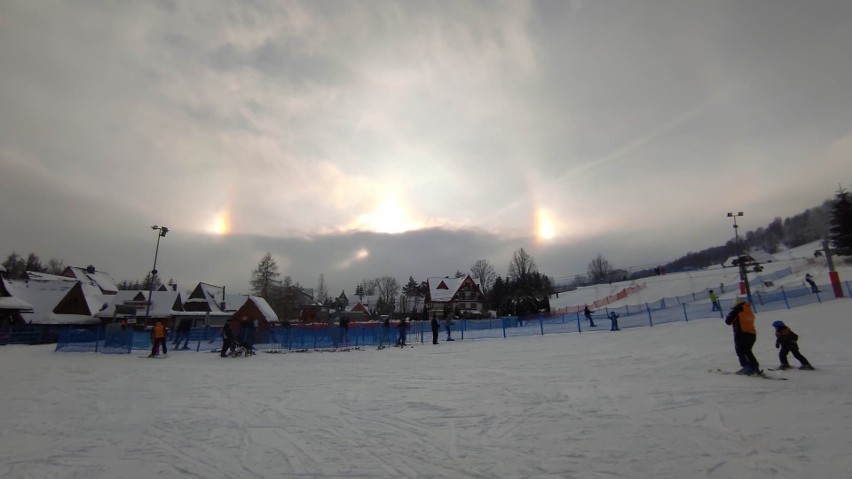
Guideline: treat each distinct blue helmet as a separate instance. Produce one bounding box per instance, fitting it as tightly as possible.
[771,320,786,328]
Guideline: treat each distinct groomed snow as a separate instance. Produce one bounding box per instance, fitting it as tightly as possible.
[2,296,851,478]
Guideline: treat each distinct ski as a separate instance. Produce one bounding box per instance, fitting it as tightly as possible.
[709,368,788,380]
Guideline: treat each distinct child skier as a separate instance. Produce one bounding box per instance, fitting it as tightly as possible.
[772,320,814,370]
[608,311,620,331]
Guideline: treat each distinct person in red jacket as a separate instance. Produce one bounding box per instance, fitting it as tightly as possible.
[725,301,760,375]
[772,321,814,370]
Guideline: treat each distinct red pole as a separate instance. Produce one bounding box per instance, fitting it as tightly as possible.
[829,271,844,298]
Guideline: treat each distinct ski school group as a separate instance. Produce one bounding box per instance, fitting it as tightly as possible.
[720,299,814,379]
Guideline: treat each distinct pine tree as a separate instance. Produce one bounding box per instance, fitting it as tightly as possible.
[315,273,329,304]
[2,253,25,279]
[829,187,852,255]
[250,252,280,300]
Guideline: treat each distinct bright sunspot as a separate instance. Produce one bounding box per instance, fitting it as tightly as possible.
[358,198,421,234]
[536,209,556,241]
[209,210,231,236]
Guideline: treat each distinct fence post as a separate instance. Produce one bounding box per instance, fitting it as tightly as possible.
[501,318,507,338]
[646,304,654,327]
[539,317,545,336]
[683,303,688,322]
[94,327,100,353]
[576,312,582,333]
[781,286,790,310]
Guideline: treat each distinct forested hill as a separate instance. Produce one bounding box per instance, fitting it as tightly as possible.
[663,199,834,272]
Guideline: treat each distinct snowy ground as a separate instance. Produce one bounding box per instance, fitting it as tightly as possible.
[2,298,852,478]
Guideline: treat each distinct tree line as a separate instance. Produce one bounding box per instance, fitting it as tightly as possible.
[249,247,553,321]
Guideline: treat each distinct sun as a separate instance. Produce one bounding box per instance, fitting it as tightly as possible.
[536,208,556,241]
[209,210,231,236]
[359,197,421,234]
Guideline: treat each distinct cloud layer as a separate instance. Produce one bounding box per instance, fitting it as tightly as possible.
[2,1,852,294]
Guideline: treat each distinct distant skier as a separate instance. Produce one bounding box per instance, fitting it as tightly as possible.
[608,311,620,331]
[445,314,455,341]
[431,315,440,344]
[220,322,234,358]
[772,320,814,370]
[378,316,390,349]
[173,317,192,350]
[804,274,819,293]
[397,318,408,347]
[584,306,596,327]
[339,316,350,349]
[724,301,760,375]
[708,290,721,312]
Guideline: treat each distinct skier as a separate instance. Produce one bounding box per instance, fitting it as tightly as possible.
[378,316,390,349]
[724,301,760,375]
[804,273,820,293]
[608,311,620,331]
[445,314,455,341]
[772,320,814,370]
[173,317,192,350]
[220,322,234,358]
[584,306,596,327]
[431,315,440,344]
[708,290,721,312]
[396,317,408,347]
[339,316,350,349]
[149,321,168,358]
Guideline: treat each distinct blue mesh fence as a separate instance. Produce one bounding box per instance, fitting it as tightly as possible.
[51,280,850,353]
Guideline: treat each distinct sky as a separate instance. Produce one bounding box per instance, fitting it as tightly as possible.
[2,1,852,295]
[2,257,851,477]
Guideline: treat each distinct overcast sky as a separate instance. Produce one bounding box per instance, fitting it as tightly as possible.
[2,1,851,295]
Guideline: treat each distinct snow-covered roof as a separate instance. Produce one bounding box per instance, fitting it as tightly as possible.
[63,266,119,294]
[0,295,34,311]
[247,295,278,322]
[184,282,234,312]
[95,290,185,318]
[3,278,100,324]
[427,276,466,303]
[26,271,78,282]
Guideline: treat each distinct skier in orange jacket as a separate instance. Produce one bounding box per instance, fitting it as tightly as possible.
[724,301,759,375]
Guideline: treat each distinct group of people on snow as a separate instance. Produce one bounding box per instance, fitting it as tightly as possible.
[724,299,813,376]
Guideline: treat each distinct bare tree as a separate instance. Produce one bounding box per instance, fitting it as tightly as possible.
[587,254,613,283]
[508,248,537,282]
[470,259,497,295]
[372,276,400,309]
[46,258,66,275]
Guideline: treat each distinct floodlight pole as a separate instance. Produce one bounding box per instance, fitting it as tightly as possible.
[727,212,753,305]
[144,225,169,321]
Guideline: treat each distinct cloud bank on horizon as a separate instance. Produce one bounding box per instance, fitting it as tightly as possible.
[2,1,852,293]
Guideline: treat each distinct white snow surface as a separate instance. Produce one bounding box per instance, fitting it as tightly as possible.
[2,245,852,478]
